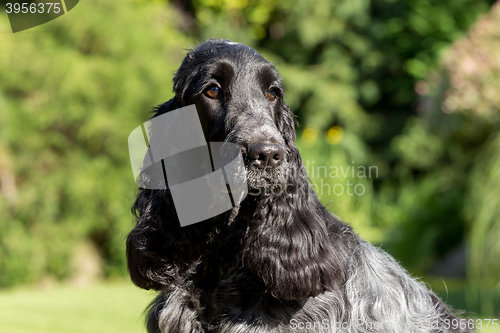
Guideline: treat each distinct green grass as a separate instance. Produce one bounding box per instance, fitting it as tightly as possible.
[0,280,153,333]
[0,280,497,333]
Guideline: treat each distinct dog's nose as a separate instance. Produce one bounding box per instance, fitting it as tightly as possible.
[248,143,285,169]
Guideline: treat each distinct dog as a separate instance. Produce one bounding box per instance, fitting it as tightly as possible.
[126,39,474,333]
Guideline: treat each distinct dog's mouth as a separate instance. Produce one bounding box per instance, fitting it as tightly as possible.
[245,161,289,196]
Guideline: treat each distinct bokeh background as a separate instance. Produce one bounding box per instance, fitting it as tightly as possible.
[0,0,499,332]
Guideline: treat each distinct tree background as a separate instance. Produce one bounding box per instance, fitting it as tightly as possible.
[0,0,499,317]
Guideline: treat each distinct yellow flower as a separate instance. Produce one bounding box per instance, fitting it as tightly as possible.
[326,126,344,145]
[302,125,318,144]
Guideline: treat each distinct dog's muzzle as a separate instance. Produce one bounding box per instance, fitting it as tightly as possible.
[245,143,288,195]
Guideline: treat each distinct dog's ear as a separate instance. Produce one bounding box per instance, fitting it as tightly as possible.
[152,96,182,118]
[127,95,209,290]
[126,188,208,290]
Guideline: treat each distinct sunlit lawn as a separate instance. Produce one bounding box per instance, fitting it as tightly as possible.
[0,280,153,333]
[0,279,497,332]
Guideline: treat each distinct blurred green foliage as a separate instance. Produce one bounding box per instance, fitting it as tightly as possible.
[442,3,500,315]
[0,0,499,317]
[0,0,192,286]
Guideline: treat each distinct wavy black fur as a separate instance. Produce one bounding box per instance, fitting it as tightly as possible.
[126,39,474,333]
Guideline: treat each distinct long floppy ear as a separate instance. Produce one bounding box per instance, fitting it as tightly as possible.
[126,96,204,290]
[242,102,346,301]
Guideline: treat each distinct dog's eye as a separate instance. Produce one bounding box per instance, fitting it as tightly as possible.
[267,88,277,102]
[204,86,220,99]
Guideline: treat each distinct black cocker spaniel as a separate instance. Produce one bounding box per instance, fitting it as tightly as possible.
[127,39,474,333]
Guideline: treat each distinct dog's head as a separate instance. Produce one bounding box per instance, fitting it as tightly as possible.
[128,40,343,301]
[157,39,296,195]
